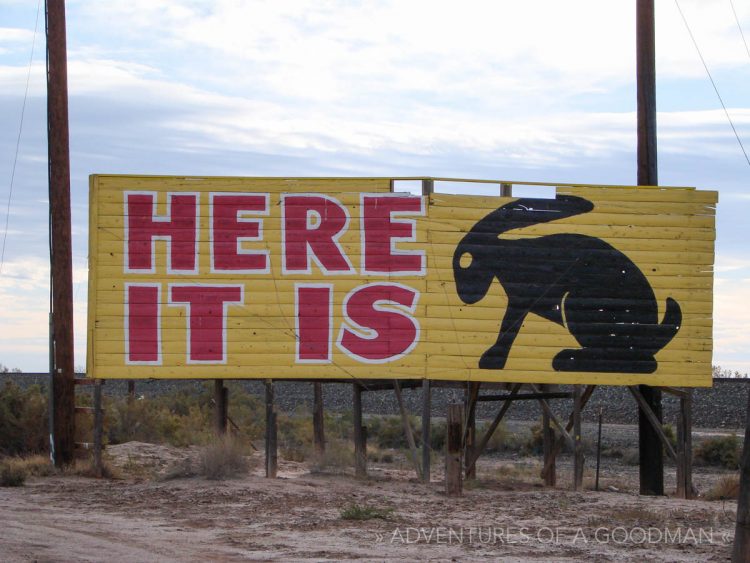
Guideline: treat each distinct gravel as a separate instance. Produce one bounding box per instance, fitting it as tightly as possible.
[3,373,748,430]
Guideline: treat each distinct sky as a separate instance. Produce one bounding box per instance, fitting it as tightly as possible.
[0,0,748,375]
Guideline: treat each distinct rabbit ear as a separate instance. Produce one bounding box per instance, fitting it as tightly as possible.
[469,195,593,236]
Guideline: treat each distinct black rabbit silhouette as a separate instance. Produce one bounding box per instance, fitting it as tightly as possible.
[452,195,681,373]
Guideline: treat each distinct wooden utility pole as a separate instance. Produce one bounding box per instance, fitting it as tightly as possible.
[46,0,75,468]
[636,0,664,496]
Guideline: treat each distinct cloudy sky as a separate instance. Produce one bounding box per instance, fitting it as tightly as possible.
[0,0,748,375]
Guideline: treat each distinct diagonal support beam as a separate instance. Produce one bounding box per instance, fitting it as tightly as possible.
[465,383,522,474]
[542,385,596,479]
[629,385,677,462]
[394,380,423,480]
[529,384,575,450]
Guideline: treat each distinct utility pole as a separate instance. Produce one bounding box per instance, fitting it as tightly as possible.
[47,0,75,467]
[636,0,664,495]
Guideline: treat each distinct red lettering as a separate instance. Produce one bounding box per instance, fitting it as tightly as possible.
[282,194,353,274]
[337,283,420,363]
[211,193,269,272]
[361,194,424,275]
[126,284,160,363]
[168,284,244,363]
[295,284,333,363]
[126,192,198,273]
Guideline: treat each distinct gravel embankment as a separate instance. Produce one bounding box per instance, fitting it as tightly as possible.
[3,374,748,430]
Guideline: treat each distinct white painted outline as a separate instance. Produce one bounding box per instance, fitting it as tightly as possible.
[209,192,270,274]
[359,193,426,277]
[124,191,200,275]
[167,283,245,365]
[336,282,421,364]
[281,193,355,276]
[294,283,334,364]
[124,283,163,366]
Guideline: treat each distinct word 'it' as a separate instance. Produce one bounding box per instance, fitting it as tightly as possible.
[124,192,425,276]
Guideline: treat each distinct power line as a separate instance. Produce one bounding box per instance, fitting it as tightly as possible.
[674,0,750,168]
[729,0,750,60]
[0,0,43,276]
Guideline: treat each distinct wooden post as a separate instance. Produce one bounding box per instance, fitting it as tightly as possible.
[465,382,478,480]
[573,385,584,491]
[595,407,603,492]
[420,177,434,484]
[542,384,556,487]
[637,0,664,497]
[421,379,431,484]
[732,385,750,562]
[394,380,422,480]
[313,382,325,459]
[127,380,135,404]
[214,379,227,435]
[446,403,463,496]
[93,380,103,478]
[353,383,367,478]
[47,0,76,468]
[265,380,277,478]
[676,389,693,499]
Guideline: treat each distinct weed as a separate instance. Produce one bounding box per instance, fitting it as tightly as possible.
[705,474,740,501]
[0,459,27,486]
[340,503,393,521]
[198,436,250,480]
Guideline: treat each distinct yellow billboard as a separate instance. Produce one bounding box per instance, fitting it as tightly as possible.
[88,175,717,386]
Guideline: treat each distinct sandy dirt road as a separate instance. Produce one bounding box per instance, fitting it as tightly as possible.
[0,443,737,562]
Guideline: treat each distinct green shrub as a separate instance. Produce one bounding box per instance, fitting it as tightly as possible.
[695,434,741,469]
[0,382,49,456]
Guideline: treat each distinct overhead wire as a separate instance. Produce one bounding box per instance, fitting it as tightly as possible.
[729,0,750,60]
[674,0,750,168]
[0,0,43,276]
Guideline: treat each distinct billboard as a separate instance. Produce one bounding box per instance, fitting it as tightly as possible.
[88,175,717,386]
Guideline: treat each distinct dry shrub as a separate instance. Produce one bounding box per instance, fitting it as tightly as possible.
[312,438,353,472]
[0,459,27,486]
[695,434,741,469]
[0,382,48,456]
[705,474,740,501]
[63,458,120,479]
[340,503,393,520]
[198,436,250,480]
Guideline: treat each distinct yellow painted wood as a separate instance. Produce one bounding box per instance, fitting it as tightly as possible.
[88,176,717,385]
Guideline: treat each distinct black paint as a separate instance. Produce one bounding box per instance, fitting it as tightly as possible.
[452,195,682,373]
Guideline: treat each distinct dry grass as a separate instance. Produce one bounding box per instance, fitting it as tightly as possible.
[704,474,740,501]
[311,439,354,473]
[198,435,250,480]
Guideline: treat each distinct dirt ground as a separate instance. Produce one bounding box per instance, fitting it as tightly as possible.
[0,433,740,562]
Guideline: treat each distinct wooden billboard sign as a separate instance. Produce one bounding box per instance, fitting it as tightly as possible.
[87,175,717,386]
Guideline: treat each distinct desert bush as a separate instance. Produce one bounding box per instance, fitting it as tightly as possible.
[0,382,49,456]
[475,421,509,453]
[313,438,353,471]
[278,408,313,462]
[198,436,250,480]
[705,474,740,501]
[0,459,27,486]
[694,434,741,469]
[340,503,393,520]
